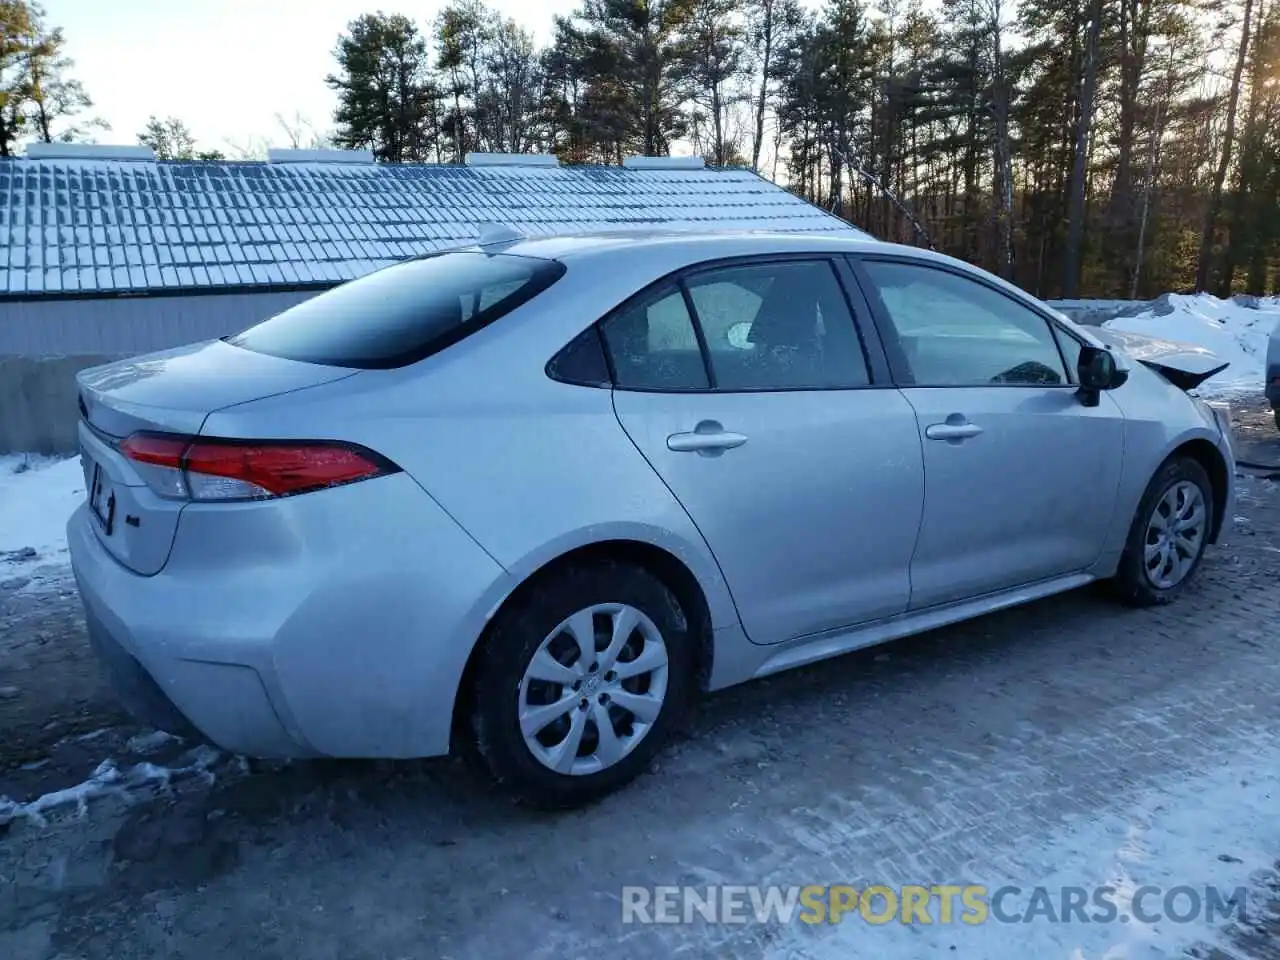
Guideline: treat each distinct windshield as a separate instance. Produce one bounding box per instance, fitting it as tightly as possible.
[227,252,566,369]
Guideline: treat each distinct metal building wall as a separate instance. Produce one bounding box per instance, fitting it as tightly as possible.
[0,289,324,356]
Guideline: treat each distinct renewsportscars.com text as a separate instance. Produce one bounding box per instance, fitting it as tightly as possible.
[621,884,1251,926]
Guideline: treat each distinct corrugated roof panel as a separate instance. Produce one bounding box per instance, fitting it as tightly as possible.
[0,157,861,297]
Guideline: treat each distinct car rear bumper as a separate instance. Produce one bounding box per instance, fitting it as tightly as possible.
[67,472,513,759]
[77,590,301,755]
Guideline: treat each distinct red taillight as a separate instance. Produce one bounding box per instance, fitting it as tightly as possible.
[120,433,188,470]
[121,433,397,501]
[183,441,390,496]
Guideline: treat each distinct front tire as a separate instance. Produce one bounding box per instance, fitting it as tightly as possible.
[468,561,695,809]
[1110,456,1214,607]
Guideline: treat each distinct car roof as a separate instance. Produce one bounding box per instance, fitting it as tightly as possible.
[441,228,1077,333]
[460,228,890,265]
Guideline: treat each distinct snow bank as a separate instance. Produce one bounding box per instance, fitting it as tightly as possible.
[1104,293,1280,396]
[0,454,85,578]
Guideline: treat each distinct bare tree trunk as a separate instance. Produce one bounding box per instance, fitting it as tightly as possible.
[990,0,1015,280]
[1131,51,1175,300]
[1195,0,1254,291]
[751,0,774,172]
[1062,0,1105,299]
[1217,0,1267,297]
[711,83,725,165]
[1108,0,1148,290]
[770,118,783,181]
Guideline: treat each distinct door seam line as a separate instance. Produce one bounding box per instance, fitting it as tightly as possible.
[608,389,750,639]
[897,388,928,611]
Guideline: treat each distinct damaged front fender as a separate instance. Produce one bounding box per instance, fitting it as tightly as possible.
[1090,327,1230,392]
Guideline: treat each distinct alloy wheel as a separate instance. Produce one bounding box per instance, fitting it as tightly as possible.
[517,603,670,777]
[1143,480,1207,590]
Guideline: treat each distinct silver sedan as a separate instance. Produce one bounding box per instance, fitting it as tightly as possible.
[67,231,1236,807]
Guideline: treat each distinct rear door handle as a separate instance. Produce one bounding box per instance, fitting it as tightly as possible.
[925,421,984,442]
[667,421,748,455]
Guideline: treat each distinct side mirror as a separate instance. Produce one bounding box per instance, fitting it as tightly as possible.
[1077,346,1128,406]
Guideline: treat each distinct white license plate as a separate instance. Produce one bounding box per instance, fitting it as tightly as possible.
[86,456,116,535]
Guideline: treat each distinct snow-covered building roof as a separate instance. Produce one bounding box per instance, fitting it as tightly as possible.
[0,147,857,300]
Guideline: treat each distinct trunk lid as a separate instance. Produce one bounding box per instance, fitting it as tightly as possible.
[1091,327,1230,392]
[75,339,358,575]
[77,339,357,438]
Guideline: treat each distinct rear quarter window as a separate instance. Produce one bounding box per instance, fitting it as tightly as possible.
[227,252,565,369]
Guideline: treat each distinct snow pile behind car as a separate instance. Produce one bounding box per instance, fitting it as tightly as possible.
[1103,293,1280,397]
[0,454,84,578]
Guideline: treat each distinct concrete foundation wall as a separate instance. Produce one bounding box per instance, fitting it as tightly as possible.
[0,289,322,356]
[0,355,123,455]
[0,288,327,456]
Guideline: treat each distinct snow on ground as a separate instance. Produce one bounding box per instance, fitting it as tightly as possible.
[0,453,84,579]
[789,740,1280,960]
[0,744,224,828]
[1104,292,1280,397]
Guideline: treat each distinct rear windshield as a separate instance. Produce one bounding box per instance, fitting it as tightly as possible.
[226,252,565,369]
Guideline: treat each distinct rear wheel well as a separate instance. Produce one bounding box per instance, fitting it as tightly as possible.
[1167,439,1229,543]
[449,540,715,756]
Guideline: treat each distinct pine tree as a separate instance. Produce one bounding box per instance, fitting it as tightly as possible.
[138,115,196,159]
[1197,0,1256,291]
[747,0,805,173]
[0,0,97,154]
[572,0,696,157]
[0,0,35,155]
[675,0,748,166]
[328,13,438,163]
[21,4,96,143]
[436,0,493,161]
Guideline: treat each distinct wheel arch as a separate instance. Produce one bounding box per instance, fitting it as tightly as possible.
[1167,437,1230,543]
[449,539,717,755]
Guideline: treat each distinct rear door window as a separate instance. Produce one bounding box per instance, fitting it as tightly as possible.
[227,252,565,369]
[599,284,711,391]
[684,259,870,390]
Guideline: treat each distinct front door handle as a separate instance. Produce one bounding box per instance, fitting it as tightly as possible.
[667,420,748,456]
[925,420,984,442]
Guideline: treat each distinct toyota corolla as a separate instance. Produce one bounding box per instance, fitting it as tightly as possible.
[67,230,1236,807]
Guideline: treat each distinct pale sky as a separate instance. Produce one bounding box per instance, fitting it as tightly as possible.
[49,0,581,154]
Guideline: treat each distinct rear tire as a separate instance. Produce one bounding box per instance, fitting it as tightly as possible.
[468,561,695,809]
[1109,456,1214,607]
